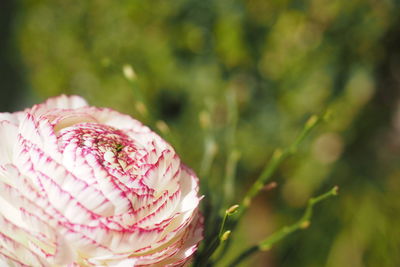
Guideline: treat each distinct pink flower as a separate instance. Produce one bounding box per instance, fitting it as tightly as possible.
[0,95,203,266]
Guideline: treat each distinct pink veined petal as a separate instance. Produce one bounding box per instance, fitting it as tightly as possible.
[0,165,62,232]
[0,111,26,125]
[0,248,38,267]
[13,137,115,218]
[130,206,200,258]
[134,190,181,228]
[158,213,204,267]
[156,209,196,246]
[0,179,54,237]
[72,165,201,259]
[0,256,28,267]
[11,144,105,226]
[141,150,181,198]
[84,153,134,215]
[28,230,76,265]
[17,113,61,163]
[127,219,192,263]
[56,226,114,258]
[58,208,196,255]
[0,168,101,264]
[35,170,101,224]
[129,235,186,265]
[108,192,167,228]
[1,208,72,266]
[60,225,157,257]
[61,142,99,186]
[129,212,204,267]
[0,215,47,267]
[28,145,114,217]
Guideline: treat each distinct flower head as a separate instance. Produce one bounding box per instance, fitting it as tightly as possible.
[0,95,203,266]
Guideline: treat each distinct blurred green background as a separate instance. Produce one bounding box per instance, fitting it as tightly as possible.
[1,0,400,266]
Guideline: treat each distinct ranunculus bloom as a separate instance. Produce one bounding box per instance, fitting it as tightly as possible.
[0,95,203,266]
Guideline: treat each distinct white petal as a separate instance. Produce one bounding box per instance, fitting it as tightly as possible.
[0,111,25,125]
[91,108,149,132]
[0,121,18,165]
[30,95,88,116]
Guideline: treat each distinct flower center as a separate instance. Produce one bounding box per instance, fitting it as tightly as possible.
[57,122,140,174]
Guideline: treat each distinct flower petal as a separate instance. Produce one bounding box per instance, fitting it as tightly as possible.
[30,95,88,116]
[0,121,18,165]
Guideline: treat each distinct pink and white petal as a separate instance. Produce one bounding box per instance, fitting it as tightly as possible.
[66,219,181,254]
[0,255,31,267]
[0,184,60,252]
[110,228,166,252]
[155,213,203,267]
[61,143,99,186]
[135,190,181,228]
[17,114,61,162]
[89,107,149,133]
[124,170,201,256]
[0,216,47,267]
[128,225,191,265]
[28,231,76,266]
[128,242,182,266]
[175,166,201,213]
[0,212,56,262]
[29,95,88,117]
[27,146,114,217]
[0,195,27,232]
[84,153,133,215]
[141,150,180,196]
[123,133,173,161]
[0,165,59,226]
[129,212,203,267]
[58,229,113,258]
[86,255,138,267]
[0,121,18,165]
[0,111,25,125]
[37,118,61,160]
[105,191,166,228]
[59,222,179,260]
[109,257,138,267]
[48,110,98,133]
[13,138,115,219]
[126,209,197,259]
[35,171,101,224]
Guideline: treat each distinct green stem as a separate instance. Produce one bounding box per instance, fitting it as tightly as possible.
[229,186,339,266]
[224,150,240,206]
[195,205,238,266]
[237,113,328,220]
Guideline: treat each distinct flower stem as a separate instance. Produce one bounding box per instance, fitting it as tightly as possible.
[195,205,239,266]
[229,186,339,266]
[236,112,329,221]
[224,149,240,207]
